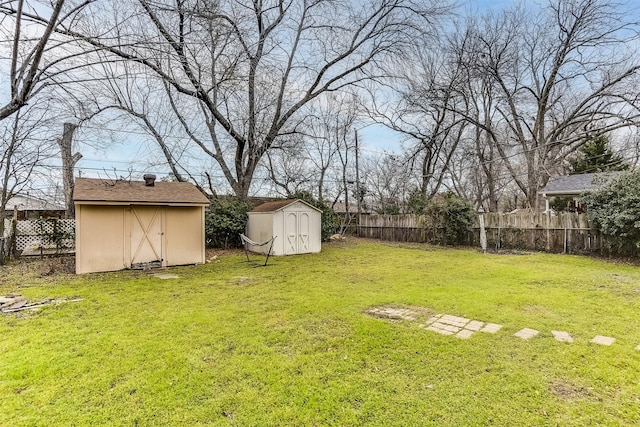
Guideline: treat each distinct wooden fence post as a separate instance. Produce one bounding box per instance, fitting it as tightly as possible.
[479,214,487,253]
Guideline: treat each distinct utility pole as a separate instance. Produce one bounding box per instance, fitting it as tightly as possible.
[354,128,361,228]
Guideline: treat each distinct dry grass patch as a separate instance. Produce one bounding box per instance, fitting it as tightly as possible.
[549,381,594,401]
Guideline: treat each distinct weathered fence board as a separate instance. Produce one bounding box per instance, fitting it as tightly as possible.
[356,212,605,254]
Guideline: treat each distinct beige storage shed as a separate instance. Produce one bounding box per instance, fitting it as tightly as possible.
[73,176,209,274]
[246,199,322,256]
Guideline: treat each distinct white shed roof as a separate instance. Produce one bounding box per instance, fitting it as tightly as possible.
[250,199,322,213]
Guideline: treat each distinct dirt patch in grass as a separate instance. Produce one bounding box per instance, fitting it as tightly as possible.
[364,305,435,323]
[549,381,594,400]
[481,248,531,255]
[381,242,439,251]
[205,247,243,258]
[323,237,360,250]
[38,256,76,275]
[229,276,252,286]
[0,256,76,292]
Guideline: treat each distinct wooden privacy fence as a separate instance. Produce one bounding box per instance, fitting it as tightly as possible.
[469,212,602,254]
[357,215,432,243]
[357,212,604,254]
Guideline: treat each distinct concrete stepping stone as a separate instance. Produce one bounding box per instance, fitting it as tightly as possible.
[551,330,573,343]
[425,315,441,325]
[456,329,475,339]
[591,335,615,346]
[439,315,470,328]
[429,321,461,334]
[514,328,539,340]
[420,324,454,335]
[480,323,503,334]
[464,320,484,331]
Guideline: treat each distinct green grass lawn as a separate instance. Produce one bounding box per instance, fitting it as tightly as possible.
[1,239,640,426]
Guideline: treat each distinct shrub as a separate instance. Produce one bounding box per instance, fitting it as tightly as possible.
[582,170,640,254]
[549,196,575,212]
[424,192,474,245]
[205,198,252,248]
[36,218,75,254]
[407,188,429,214]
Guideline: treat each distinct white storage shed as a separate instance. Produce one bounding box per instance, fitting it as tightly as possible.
[246,199,322,256]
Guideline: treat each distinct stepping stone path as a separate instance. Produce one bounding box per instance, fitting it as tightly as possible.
[419,314,503,339]
[365,305,637,350]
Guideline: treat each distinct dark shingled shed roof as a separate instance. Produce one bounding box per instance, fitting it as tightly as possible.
[540,172,624,196]
[73,178,210,205]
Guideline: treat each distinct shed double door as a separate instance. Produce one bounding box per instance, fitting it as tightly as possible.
[284,211,311,255]
[129,206,165,267]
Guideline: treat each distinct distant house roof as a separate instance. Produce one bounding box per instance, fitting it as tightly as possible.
[4,193,63,211]
[540,172,624,196]
[250,199,321,213]
[73,178,210,205]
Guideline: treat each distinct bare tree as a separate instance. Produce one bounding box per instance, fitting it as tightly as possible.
[366,37,468,200]
[0,103,55,235]
[50,0,451,199]
[361,151,414,213]
[0,0,95,120]
[263,93,360,203]
[264,133,315,197]
[451,0,640,208]
[308,94,360,204]
[449,25,510,212]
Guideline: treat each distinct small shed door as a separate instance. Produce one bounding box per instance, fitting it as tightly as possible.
[299,212,310,252]
[285,211,298,254]
[284,211,311,254]
[130,206,164,265]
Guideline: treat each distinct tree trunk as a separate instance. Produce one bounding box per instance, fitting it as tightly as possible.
[58,123,81,218]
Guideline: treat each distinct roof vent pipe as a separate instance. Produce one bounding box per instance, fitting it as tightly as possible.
[143,174,156,187]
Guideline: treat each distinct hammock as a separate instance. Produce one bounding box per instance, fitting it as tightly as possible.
[239,234,277,267]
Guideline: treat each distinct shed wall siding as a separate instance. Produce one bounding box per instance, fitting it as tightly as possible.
[76,205,127,274]
[246,213,276,255]
[165,207,205,266]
